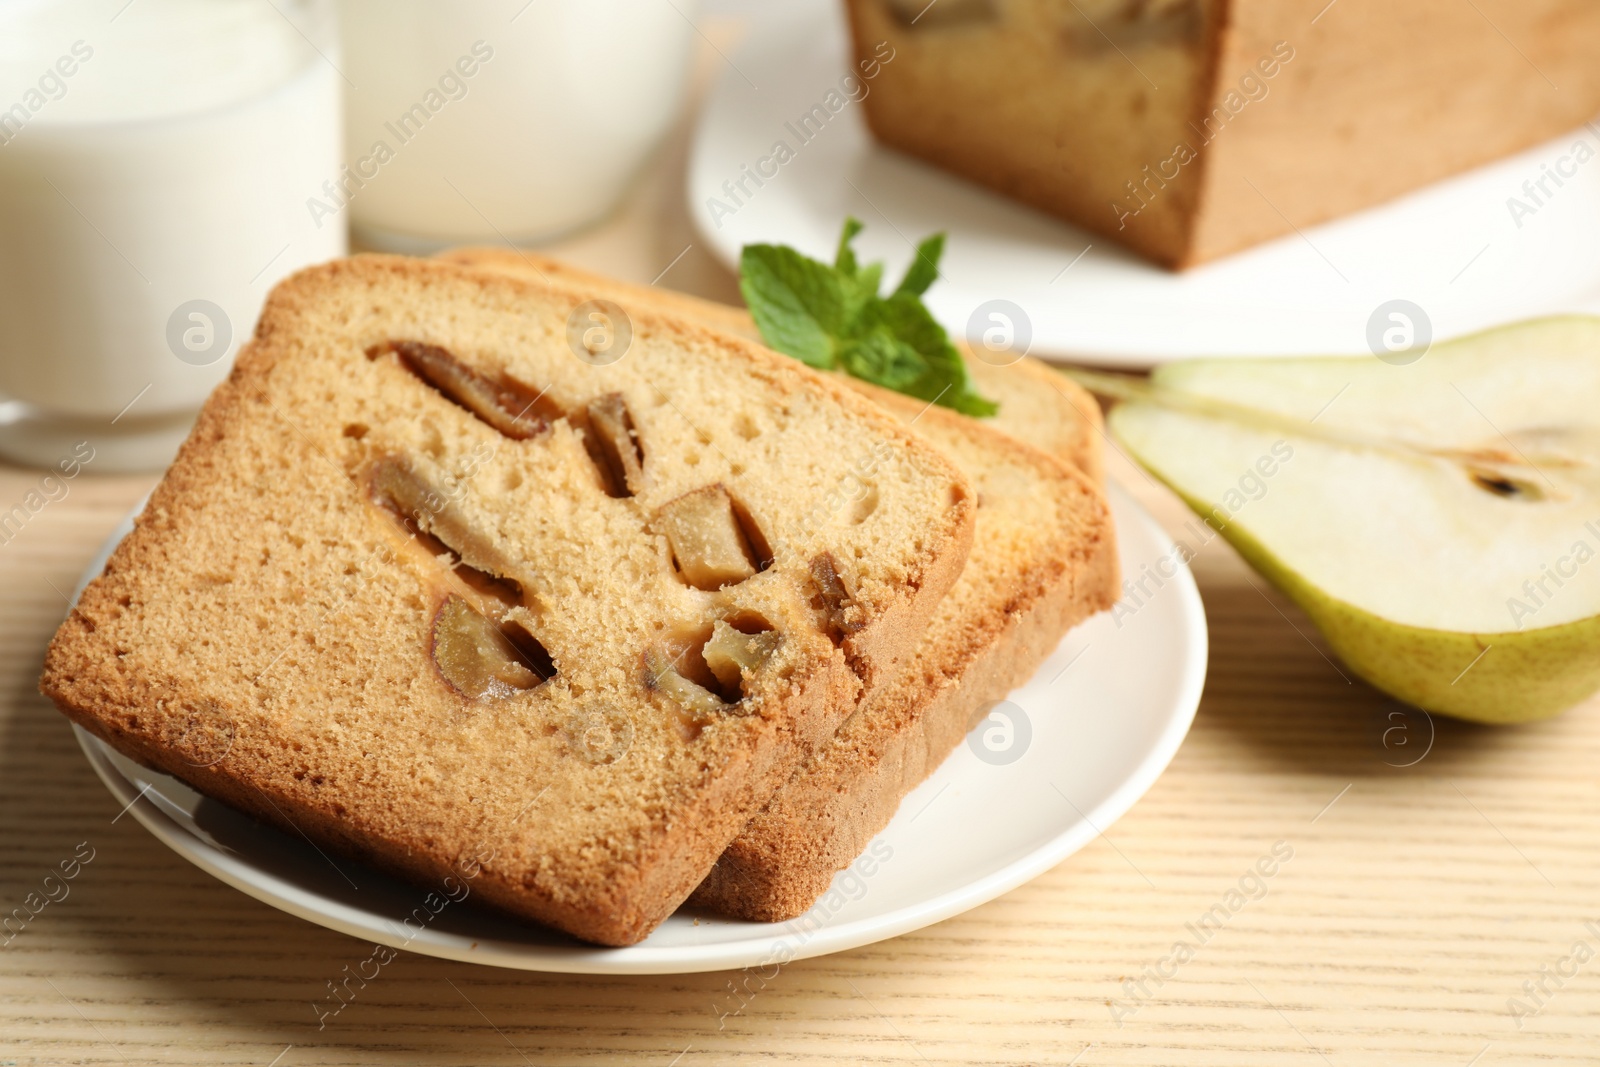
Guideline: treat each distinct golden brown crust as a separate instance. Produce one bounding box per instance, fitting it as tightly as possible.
[39,254,972,946]
[438,247,761,340]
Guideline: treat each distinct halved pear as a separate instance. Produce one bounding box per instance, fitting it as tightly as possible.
[1090,316,1600,724]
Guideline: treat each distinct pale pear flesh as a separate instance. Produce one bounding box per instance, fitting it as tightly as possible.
[1105,316,1600,723]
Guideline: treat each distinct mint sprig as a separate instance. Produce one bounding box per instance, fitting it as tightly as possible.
[739,218,998,417]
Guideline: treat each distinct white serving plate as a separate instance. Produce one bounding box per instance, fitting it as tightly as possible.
[75,483,1205,974]
[688,0,1600,365]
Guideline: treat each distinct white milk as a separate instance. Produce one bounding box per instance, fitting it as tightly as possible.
[336,0,697,249]
[0,0,346,471]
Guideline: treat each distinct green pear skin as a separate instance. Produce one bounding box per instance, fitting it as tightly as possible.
[1126,438,1600,725]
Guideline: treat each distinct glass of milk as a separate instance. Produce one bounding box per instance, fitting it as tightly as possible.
[336,0,699,251]
[0,0,346,472]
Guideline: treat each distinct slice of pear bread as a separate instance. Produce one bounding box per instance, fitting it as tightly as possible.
[436,247,1104,481]
[692,385,1118,920]
[439,250,1118,922]
[40,255,974,946]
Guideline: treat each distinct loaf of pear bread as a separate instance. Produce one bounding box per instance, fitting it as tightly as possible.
[40,255,975,946]
[847,0,1600,268]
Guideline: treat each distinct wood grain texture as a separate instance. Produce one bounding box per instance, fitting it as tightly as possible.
[5,23,1600,1066]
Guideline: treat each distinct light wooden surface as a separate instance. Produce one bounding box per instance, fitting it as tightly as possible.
[6,26,1600,1067]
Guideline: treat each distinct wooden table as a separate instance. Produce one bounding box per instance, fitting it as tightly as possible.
[5,25,1599,1067]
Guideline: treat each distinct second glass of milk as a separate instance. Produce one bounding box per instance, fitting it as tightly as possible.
[336,0,699,250]
[0,0,346,472]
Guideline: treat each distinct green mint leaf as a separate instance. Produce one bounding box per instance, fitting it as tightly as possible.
[738,243,846,369]
[854,262,884,304]
[832,218,880,325]
[942,380,1002,417]
[834,216,865,276]
[865,293,998,416]
[838,329,929,393]
[739,220,998,417]
[866,292,951,361]
[838,261,883,328]
[893,232,944,297]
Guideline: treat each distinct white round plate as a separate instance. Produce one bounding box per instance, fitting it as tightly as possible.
[75,483,1204,974]
[688,0,1600,365]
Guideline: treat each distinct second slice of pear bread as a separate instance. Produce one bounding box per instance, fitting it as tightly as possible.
[40,256,974,946]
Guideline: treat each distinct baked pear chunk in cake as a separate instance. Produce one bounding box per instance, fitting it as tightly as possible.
[40,256,974,946]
